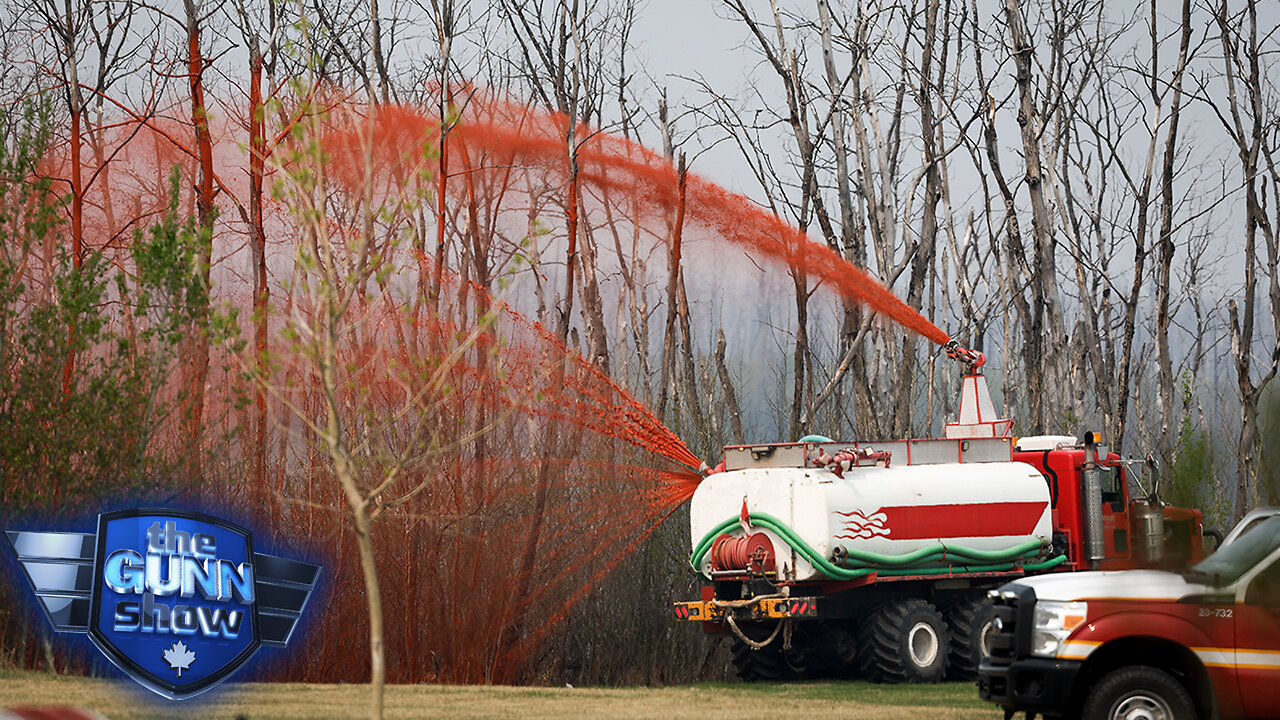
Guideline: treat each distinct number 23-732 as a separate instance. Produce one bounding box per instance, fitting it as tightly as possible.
[1199,608,1233,618]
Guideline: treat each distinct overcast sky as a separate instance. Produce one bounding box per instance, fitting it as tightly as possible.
[627,0,767,194]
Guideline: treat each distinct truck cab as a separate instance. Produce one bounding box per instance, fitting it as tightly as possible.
[1013,435,1207,572]
[978,513,1280,720]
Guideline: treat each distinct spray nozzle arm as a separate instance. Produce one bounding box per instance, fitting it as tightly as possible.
[943,340,986,370]
[698,459,725,477]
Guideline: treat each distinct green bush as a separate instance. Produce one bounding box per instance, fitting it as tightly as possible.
[1164,372,1228,527]
[0,105,213,520]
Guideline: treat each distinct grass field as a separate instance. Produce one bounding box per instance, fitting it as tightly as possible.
[0,670,1004,719]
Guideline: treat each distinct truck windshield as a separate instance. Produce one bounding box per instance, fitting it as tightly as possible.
[1185,515,1280,586]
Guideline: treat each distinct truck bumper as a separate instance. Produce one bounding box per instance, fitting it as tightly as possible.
[978,657,1081,717]
[673,596,819,623]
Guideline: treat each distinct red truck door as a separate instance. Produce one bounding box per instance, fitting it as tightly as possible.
[1099,466,1132,567]
[1236,553,1280,718]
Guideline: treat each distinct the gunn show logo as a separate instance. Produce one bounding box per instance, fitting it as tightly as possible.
[106,519,253,638]
[7,509,321,700]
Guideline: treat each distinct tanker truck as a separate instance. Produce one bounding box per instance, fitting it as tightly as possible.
[672,345,1208,683]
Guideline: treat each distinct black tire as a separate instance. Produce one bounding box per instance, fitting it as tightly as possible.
[942,595,996,681]
[808,621,860,679]
[729,623,808,681]
[1082,666,1197,720]
[857,599,950,683]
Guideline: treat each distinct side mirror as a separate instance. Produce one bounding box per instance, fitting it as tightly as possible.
[1145,453,1161,503]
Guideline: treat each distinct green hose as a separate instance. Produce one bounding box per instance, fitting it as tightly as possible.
[1021,555,1068,572]
[691,511,1065,580]
[689,513,871,580]
[837,537,1045,567]
[877,562,1016,575]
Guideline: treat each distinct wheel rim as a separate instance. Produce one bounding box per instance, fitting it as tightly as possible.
[978,617,996,658]
[907,621,939,667]
[1111,691,1175,720]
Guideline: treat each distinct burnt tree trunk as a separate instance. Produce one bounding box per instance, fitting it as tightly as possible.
[181,0,216,482]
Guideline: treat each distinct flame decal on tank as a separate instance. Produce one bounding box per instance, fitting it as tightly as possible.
[833,509,890,539]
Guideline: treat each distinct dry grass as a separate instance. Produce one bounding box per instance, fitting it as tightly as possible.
[0,670,1000,719]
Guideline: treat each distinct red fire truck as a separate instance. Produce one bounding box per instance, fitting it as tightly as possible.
[979,512,1280,720]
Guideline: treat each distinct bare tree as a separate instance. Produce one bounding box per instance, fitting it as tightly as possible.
[1000,0,1068,430]
[1152,0,1196,459]
[1209,0,1280,515]
[25,0,147,388]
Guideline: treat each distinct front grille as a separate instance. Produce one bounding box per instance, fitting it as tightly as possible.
[987,583,1036,665]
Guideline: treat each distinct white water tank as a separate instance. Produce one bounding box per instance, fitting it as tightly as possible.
[690,461,1052,582]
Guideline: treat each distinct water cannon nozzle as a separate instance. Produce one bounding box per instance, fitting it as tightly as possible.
[944,340,986,372]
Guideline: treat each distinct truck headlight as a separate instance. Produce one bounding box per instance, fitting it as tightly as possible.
[1031,601,1088,657]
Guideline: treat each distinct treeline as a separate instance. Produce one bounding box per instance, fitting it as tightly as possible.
[0,96,723,690]
[0,0,1278,698]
